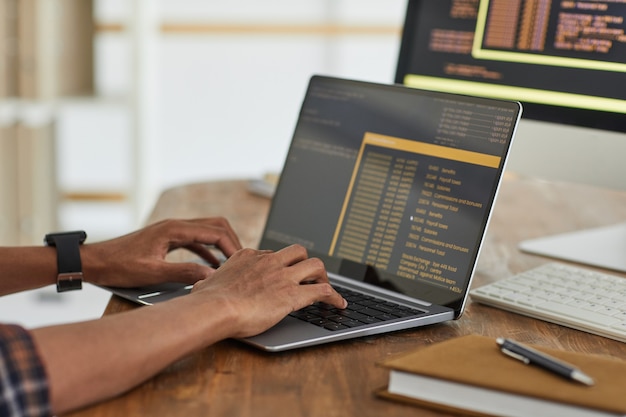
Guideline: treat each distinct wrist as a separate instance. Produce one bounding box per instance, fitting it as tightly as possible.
[185,291,239,343]
[44,231,86,292]
[78,244,107,286]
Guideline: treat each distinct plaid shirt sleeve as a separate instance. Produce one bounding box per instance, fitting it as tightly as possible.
[0,324,51,417]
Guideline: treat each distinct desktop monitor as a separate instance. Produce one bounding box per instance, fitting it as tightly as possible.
[394,0,626,273]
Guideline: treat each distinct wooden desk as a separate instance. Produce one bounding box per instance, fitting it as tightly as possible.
[67,174,626,417]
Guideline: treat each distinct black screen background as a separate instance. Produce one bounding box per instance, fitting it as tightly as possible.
[259,76,520,315]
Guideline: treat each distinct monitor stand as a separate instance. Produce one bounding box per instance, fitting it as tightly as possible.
[519,223,626,274]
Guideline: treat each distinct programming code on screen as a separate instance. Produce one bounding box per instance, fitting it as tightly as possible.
[474,0,626,70]
[400,0,626,116]
[263,79,518,298]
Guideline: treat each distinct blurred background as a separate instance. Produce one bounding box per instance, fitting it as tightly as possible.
[0,0,407,327]
[5,0,624,329]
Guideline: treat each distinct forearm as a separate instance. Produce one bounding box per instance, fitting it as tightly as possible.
[0,218,243,295]
[0,243,134,295]
[0,247,57,295]
[14,243,346,414]
[31,293,234,415]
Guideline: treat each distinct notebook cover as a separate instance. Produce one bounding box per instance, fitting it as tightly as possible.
[376,388,493,417]
[377,334,626,415]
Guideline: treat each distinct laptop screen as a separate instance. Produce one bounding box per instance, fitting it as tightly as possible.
[259,76,521,315]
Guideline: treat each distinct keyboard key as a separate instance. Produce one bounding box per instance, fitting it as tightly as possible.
[352,306,386,317]
[324,323,348,331]
[536,301,618,326]
[359,316,383,324]
[289,285,424,330]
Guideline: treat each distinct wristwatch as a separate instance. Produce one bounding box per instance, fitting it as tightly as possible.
[44,231,87,292]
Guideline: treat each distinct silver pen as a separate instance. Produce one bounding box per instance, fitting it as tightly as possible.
[496,337,595,386]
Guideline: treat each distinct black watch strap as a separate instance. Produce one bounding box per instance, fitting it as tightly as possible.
[45,231,86,292]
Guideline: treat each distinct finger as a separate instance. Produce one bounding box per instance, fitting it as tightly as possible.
[274,244,310,267]
[158,261,213,285]
[299,282,347,310]
[167,219,242,256]
[190,218,242,252]
[181,243,224,267]
[286,257,329,285]
[277,254,347,309]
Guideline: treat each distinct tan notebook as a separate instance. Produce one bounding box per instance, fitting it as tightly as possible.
[377,334,626,417]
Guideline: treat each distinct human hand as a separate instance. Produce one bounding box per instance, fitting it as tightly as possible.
[81,218,242,288]
[190,244,348,339]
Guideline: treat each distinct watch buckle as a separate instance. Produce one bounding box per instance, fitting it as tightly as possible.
[57,272,84,292]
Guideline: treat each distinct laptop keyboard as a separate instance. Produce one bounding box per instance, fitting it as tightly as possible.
[289,286,426,331]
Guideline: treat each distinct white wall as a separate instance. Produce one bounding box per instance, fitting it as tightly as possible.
[57,0,408,240]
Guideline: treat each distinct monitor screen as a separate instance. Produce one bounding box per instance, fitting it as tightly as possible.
[395,0,626,133]
[394,0,626,273]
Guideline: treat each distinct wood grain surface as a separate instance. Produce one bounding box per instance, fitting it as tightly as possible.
[65,174,626,417]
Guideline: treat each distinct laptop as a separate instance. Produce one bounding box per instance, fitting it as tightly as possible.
[104,75,522,351]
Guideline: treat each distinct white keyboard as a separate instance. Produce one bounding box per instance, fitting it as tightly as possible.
[470,263,626,343]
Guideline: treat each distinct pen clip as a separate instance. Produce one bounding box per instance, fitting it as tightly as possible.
[500,347,530,365]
